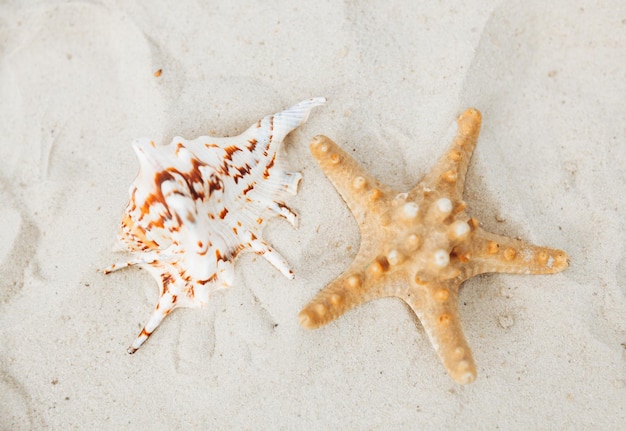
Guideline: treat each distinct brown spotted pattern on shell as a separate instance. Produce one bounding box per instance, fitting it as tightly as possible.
[298,109,569,384]
[105,98,325,353]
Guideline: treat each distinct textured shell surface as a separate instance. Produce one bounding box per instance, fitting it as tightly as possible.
[105,97,326,353]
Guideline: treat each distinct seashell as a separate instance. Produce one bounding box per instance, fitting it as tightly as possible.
[105,97,325,353]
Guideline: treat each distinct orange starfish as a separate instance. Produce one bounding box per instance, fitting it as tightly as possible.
[299,109,569,384]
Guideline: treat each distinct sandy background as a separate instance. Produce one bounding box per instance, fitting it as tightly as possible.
[1,1,625,429]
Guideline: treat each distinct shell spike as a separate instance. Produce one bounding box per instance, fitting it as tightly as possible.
[282,171,303,195]
[132,139,167,173]
[103,254,159,274]
[128,292,177,354]
[103,258,140,274]
[263,97,326,143]
[279,97,326,126]
[247,234,294,279]
[267,200,299,227]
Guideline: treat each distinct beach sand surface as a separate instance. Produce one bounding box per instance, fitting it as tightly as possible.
[1,1,625,429]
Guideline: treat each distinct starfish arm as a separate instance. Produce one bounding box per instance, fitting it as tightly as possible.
[309,135,394,222]
[298,252,386,328]
[416,108,482,200]
[402,284,477,384]
[464,228,570,277]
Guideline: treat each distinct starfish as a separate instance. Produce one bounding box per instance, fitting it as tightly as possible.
[299,108,569,384]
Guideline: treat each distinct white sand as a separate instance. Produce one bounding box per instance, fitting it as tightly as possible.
[1,1,625,429]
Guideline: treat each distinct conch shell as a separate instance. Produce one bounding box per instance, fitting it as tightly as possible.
[105,98,325,353]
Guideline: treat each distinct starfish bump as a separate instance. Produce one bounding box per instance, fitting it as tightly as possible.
[299,108,569,384]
